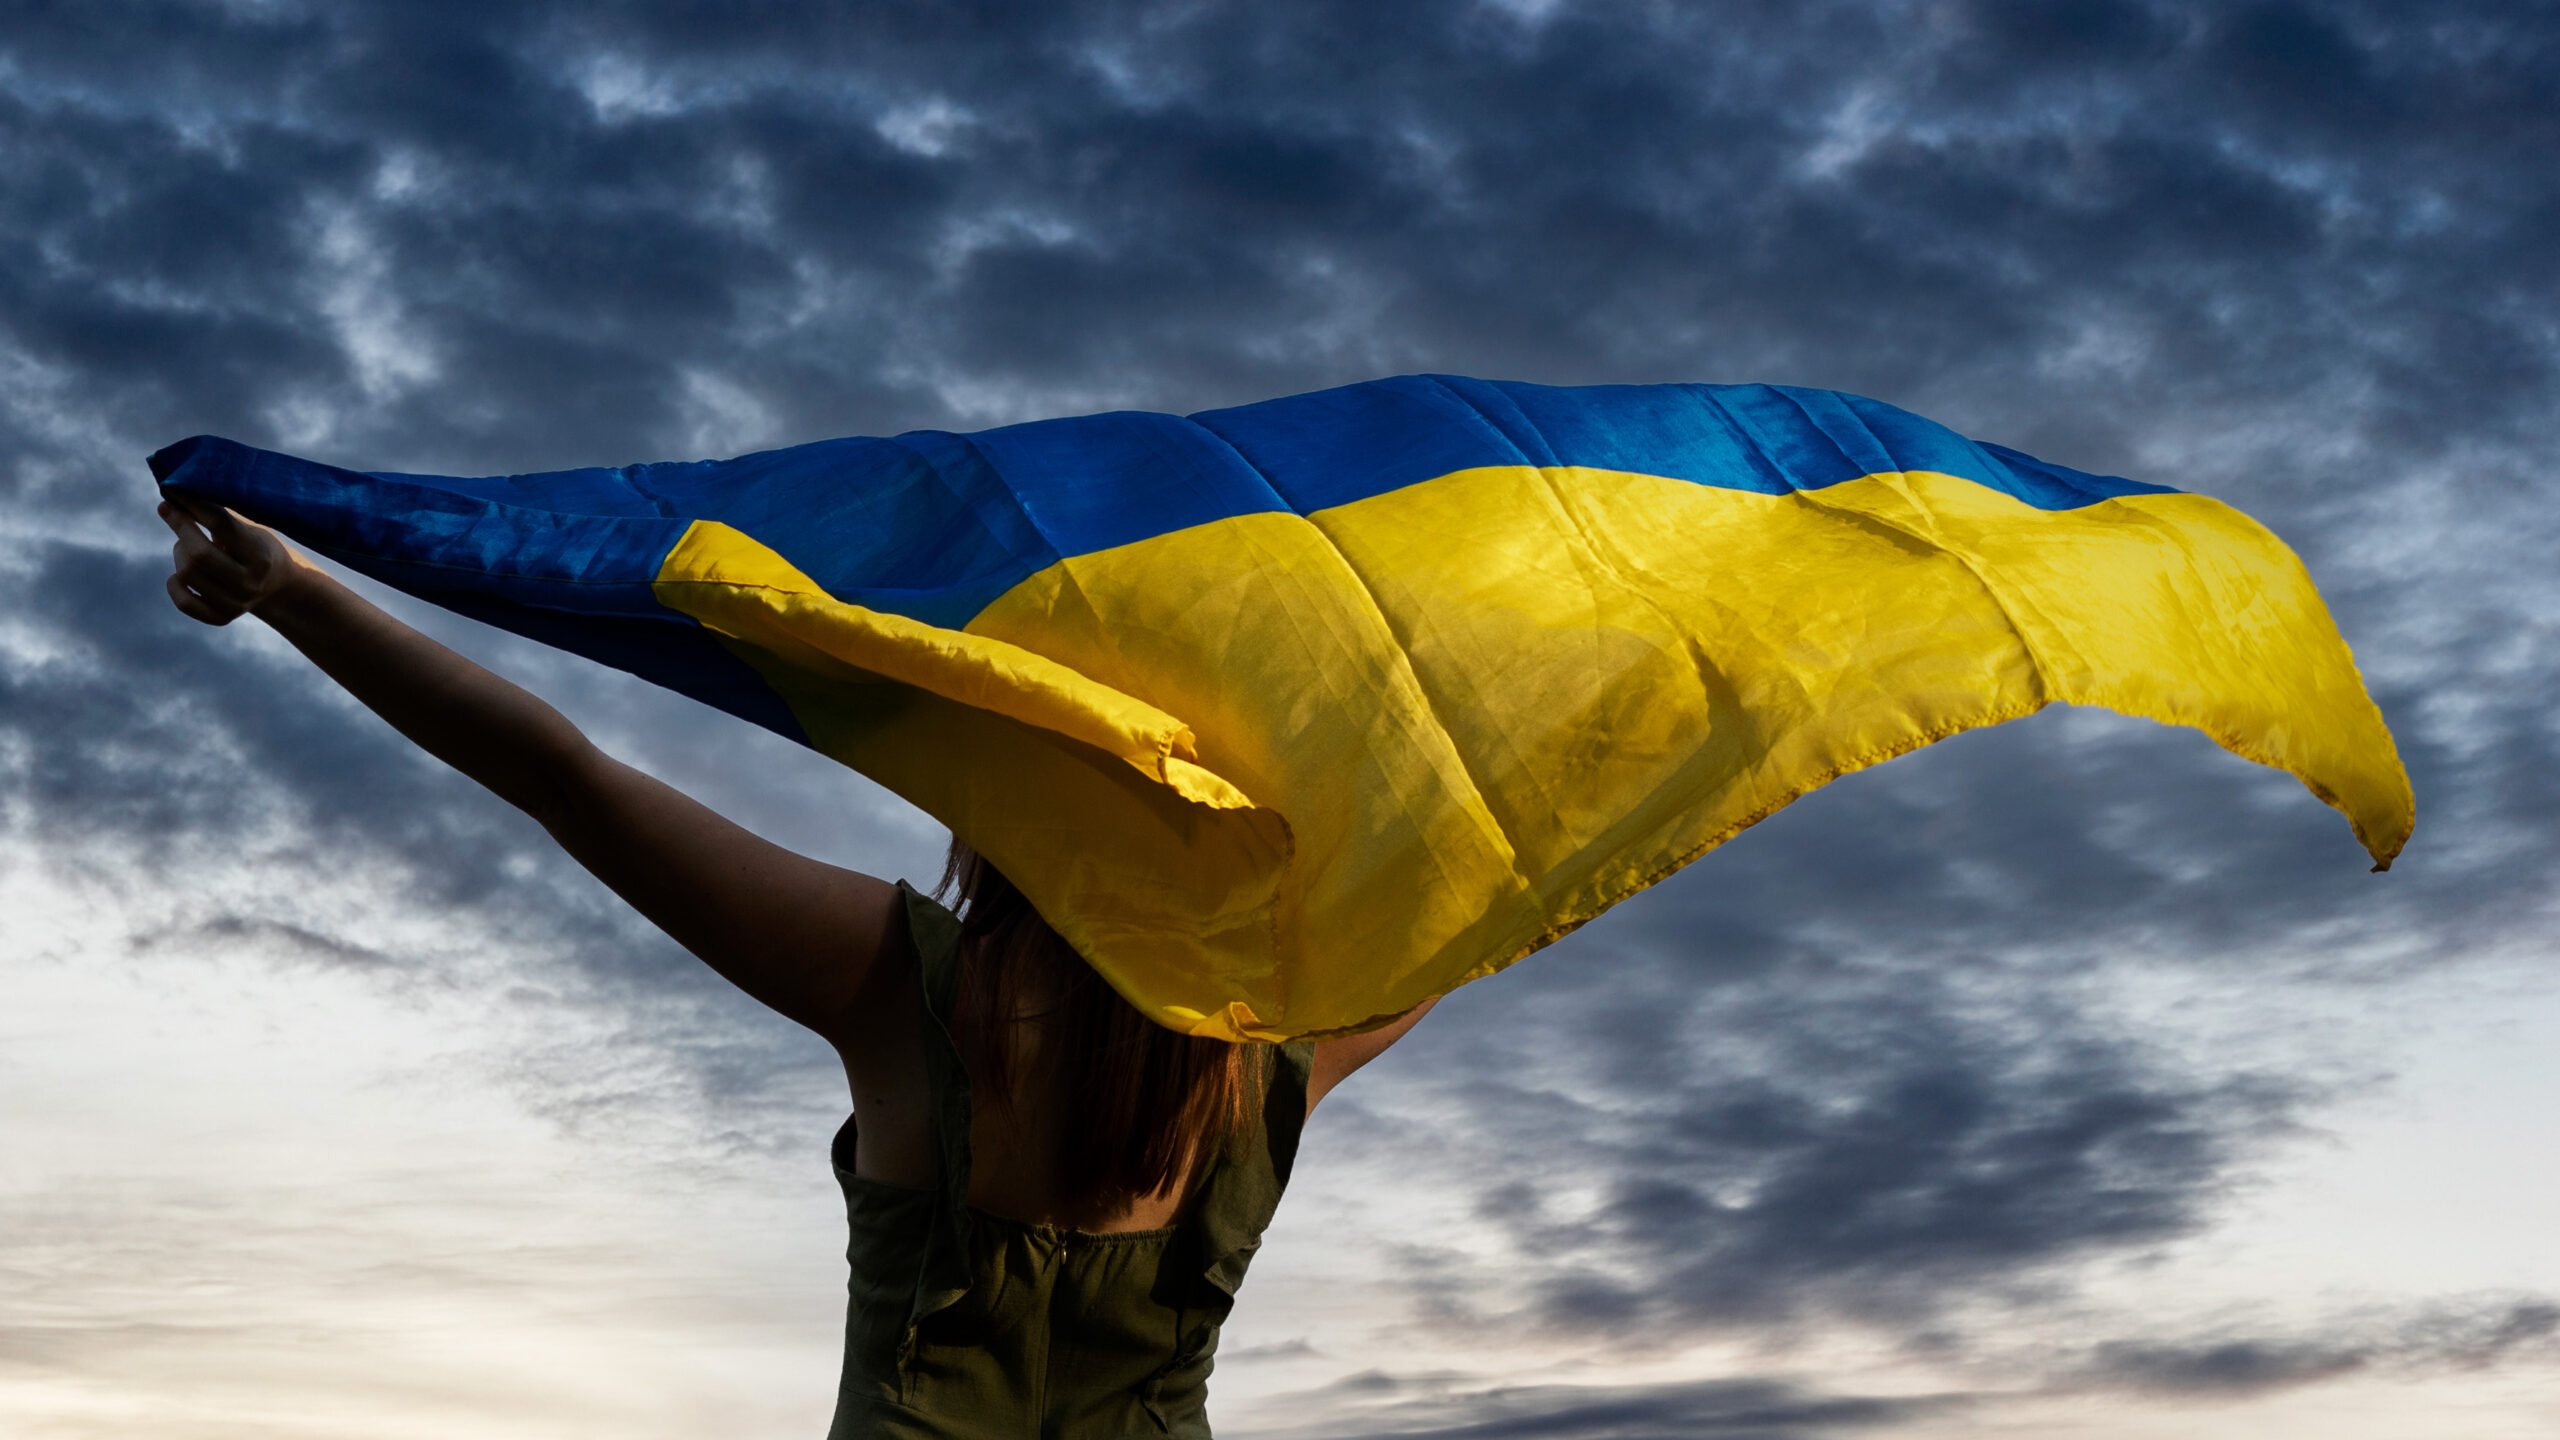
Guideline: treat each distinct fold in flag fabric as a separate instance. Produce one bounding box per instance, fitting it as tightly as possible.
[153,376,2414,1041]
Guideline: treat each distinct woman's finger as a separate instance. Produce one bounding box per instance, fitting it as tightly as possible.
[166,572,239,626]
[198,502,253,548]
[169,494,288,580]
[173,528,253,591]
[156,499,205,545]
[166,494,247,553]
[169,533,254,611]
[172,494,257,554]
[164,492,220,526]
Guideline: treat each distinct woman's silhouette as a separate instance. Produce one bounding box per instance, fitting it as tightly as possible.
[158,494,1433,1437]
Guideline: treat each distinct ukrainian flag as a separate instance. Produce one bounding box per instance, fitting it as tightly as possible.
[152,377,2412,1040]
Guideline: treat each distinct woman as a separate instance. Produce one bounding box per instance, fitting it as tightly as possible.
[157,493,1434,1437]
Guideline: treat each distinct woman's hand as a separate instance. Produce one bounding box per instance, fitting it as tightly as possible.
[158,495,309,625]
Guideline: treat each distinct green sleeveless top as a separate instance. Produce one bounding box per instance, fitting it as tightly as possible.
[827,885,1312,1439]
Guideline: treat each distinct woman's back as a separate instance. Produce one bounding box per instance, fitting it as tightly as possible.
[829,885,1311,1439]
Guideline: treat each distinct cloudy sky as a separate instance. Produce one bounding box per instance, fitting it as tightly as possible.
[4,2,2557,1436]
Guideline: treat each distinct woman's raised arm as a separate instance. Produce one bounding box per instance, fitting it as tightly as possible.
[158,495,905,1049]
[1306,995,1437,1113]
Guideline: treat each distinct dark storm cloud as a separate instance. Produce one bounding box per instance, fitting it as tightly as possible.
[3,1,2551,479]
[3,0,2557,1418]
[1262,1298,2560,1436]
[1261,1374,1960,1440]
[2078,1297,2560,1395]
[1367,866,2320,1334]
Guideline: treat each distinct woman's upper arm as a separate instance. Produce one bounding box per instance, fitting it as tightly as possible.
[531,739,906,1046]
[1306,995,1438,1114]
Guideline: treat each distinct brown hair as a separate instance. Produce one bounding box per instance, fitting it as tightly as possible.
[937,841,1267,1211]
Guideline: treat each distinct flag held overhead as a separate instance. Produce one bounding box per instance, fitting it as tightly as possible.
[152,376,2414,1041]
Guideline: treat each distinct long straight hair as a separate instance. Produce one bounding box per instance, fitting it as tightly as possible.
[937,841,1267,1210]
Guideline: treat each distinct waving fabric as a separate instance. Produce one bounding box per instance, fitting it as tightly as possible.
[151,376,2413,1041]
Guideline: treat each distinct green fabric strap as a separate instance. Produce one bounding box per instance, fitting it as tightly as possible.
[899,883,978,1357]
